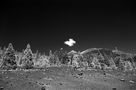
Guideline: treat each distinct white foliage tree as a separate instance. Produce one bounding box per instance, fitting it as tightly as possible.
[34,54,50,68]
[20,44,34,69]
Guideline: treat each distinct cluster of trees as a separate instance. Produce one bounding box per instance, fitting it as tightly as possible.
[0,43,136,71]
[0,43,34,69]
[0,43,71,70]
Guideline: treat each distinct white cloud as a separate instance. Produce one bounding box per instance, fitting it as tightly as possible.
[64,38,76,47]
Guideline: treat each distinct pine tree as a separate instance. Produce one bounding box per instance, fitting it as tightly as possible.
[21,44,34,69]
[54,49,69,65]
[49,50,57,65]
[0,47,3,68]
[2,43,17,69]
[57,49,69,65]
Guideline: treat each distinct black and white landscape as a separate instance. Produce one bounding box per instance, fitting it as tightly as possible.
[0,43,136,90]
[1,0,136,90]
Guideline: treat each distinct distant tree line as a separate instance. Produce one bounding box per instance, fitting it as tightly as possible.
[0,43,136,71]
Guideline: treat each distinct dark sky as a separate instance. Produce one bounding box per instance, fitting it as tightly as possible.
[0,0,136,53]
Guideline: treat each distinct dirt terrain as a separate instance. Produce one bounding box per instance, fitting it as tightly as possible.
[0,66,136,90]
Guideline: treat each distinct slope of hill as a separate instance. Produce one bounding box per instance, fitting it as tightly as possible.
[0,66,136,90]
[80,48,136,71]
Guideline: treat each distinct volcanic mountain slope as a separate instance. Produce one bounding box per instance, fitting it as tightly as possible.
[80,48,136,70]
[0,66,136,90]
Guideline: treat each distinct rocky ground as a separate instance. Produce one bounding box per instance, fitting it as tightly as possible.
[0,66,136,90]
